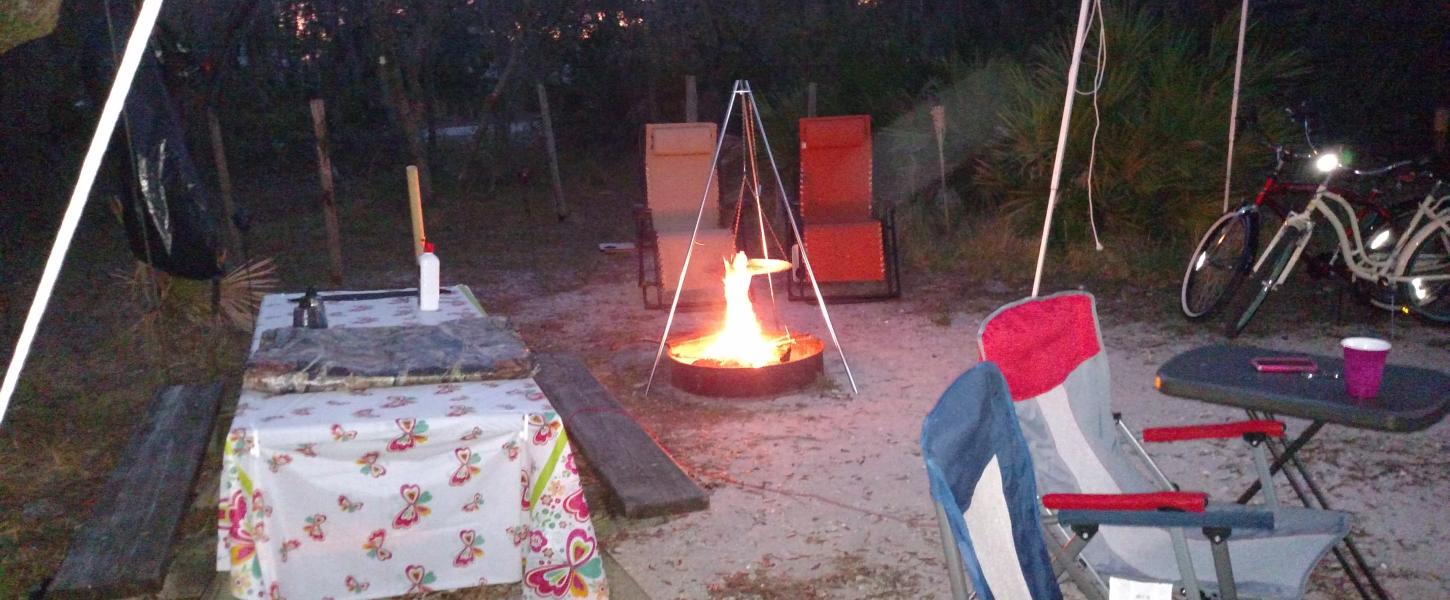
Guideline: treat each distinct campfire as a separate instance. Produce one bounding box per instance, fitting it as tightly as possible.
[645,81,856,398]
[667,252,824,396]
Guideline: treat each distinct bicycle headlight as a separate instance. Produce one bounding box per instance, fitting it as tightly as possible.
[1314,153,1341,173]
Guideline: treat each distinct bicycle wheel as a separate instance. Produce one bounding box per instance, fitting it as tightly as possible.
[1355,208,1417,310]
[1181,210,1256,320]
[1224,228,1303,338]
[1397,222,1450,323]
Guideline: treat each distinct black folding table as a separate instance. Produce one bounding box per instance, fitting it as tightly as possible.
[1155,343,1450,600]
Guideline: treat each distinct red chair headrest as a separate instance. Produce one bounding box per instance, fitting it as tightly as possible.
[800,116,869,149]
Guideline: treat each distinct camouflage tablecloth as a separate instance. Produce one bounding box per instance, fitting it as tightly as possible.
[249,286,487,352]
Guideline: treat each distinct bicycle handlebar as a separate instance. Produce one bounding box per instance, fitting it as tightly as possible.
[1346,159,1414,178]
[1248,105,1437,182]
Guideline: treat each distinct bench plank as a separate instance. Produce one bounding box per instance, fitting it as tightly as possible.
[49,382,223,599]
[534,353,708,518]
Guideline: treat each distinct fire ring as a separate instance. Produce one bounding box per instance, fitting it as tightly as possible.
[667,332,825,397]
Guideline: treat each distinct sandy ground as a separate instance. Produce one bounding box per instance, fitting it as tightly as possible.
[5,167,1447,599]
[478,253,1450,599]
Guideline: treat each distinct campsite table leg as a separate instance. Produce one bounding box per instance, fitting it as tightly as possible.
[1238,412,1390,600]
[518,412,607,599]
[1235,419,1323,504]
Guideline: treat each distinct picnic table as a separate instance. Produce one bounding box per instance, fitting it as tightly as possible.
[1155,343,1450,600]
[215,286,605,599]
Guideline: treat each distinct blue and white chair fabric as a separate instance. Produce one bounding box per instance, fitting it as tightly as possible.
[922,361,1063,600]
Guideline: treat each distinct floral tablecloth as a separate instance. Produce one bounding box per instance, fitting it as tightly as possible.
[218,288,606,599]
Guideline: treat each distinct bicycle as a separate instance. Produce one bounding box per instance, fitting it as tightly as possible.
[1180,110,1408,320]
[1390,178,1450,323]
[1222,157,1450,336]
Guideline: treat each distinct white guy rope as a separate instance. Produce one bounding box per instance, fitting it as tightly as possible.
[0,0,167,428]
[1223,0,1250,212]
[644,81,742,395]
[1031,0,1095,297]
[1079,0,1107,252]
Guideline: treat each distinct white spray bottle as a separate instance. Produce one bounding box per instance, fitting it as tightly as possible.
[419,240,440,311]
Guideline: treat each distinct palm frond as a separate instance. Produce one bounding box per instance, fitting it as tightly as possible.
[217,257,281,331]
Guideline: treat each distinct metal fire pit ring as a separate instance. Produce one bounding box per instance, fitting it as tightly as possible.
[667,332,825,397]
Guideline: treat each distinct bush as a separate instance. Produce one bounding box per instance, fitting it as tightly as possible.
[964,5,1307,260]
[910,2,1310,272]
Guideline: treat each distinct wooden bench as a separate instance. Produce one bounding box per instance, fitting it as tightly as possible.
[47,382,223,599]
[534,353,708,518]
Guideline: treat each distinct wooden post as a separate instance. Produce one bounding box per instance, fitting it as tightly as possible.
[407,165,426,257]
[807,82,817,117]
[537,83,567,221]
[205,107,241,261]
[685,75,698,122]
[1435,107,1448,159]
[931,104,948,221]
[309,98,344,284]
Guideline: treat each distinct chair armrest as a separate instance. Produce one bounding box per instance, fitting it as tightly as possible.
[1054,505,1275,530]
[1142,420,1284,443]
[1044,491,1206,513]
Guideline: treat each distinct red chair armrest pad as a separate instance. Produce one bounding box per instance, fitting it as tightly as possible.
[1042,491,1208,513]
[1142,420,1285,442]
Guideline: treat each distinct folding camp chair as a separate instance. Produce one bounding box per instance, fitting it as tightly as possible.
[637,122,737,309]
[977,292,1350,600]
[788,115,900,302]
[922,361,1064,600]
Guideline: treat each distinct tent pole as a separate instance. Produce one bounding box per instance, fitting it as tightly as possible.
[1031,0,1094,298]
[0,0,167,427]
[1223,0,1250,212]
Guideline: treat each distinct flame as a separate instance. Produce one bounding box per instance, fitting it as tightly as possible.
[693,252,779,368]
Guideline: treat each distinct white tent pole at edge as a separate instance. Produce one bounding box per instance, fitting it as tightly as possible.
[1030,0,1094,297]
[0,0,167,427]
[1223,0,1250,212]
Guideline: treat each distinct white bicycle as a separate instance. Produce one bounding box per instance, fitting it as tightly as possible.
[1222,155,1450,337]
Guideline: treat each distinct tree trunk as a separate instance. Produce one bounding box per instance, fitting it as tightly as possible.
[456,23,526,190]
[378,53,433,206]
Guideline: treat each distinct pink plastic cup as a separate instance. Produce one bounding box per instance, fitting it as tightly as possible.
[1341,337,1391,399]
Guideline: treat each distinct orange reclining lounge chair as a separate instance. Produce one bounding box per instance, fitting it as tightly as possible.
[637,122,736,309]
[791,115,900,302]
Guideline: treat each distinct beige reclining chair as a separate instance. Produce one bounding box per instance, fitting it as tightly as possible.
[637,122,736,308]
